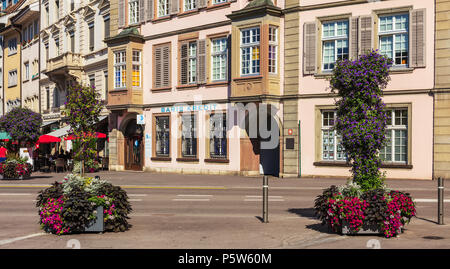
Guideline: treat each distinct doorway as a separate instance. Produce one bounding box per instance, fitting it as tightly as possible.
[124,119,143,171]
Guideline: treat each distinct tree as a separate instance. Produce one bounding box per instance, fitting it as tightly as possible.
[65,83,103,175]
[330,50,393,191]
[0,107,42,152]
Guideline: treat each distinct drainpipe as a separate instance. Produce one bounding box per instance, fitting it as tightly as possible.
[38,1,41,115]
[298,120,301,178]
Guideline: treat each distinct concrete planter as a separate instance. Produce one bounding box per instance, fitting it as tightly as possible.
[341,221,382,235]
[84,206,104,233]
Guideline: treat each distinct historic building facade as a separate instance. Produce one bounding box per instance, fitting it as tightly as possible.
[39,0,110,132]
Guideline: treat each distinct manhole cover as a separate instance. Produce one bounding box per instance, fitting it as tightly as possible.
[423,236,445,240]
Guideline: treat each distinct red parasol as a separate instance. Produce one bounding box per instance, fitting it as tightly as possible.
[37,135,62,144]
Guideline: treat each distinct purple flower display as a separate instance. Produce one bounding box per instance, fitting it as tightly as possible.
[0,107,42,149]
[330,50,393,191]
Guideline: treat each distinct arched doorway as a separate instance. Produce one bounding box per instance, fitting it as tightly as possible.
[123,119,143,171]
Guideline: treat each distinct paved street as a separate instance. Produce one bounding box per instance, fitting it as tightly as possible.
[0,171,449,249]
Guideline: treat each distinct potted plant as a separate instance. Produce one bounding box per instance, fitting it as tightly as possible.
[36,174,132,235]
[313,50,417,238]
[0,154,33,180]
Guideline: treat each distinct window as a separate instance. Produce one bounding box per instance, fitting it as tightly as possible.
[158,0,170,17]
[184,0,196,11]
[240,27,260,75]
[129,0,139,24]
[380,109,408,163]
[211,37,227,81]
[89,22,94,51]
[181,114,197,157]
[69,31,75,53]
[379,14,409,67]
[114,51,126,88]
[34,20,39,38]
[209,113,227,158]
[132,50,141,87]
[155,116,170,156]
[8,70,17,87]
[212,0,226,4]
[55,0,60,21]
[104,15,110,39]
[321,111,346,161]
[89,74,95,88]
[268,26,278,74]
[28,25,33,41]
[104,71,108,103]
[45,5,49,26]
[45,42,49,61]
[8,38,17,55]
[54,37,60,56]
[188,42,197,84]
[322,20,348,71]
[46,87,50,110]
[24,62,29,81]
[71,0,74,11]
[23,27,28,43]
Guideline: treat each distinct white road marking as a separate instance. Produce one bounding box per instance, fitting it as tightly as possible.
[129,199,143,202]
[414,199,450,203]
[177,195,213,197]
[245,195,284,198]
[0,233,46,246]
[128,194,147,197]
[0,193,32,196]
[244,199,285,202]
[172,199,210,202]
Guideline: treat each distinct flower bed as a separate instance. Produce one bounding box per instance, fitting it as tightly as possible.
[36,174,132,235]
[314,183,416,238]
[0,161,32,179]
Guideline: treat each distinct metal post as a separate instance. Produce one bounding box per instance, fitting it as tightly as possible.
[438,177,444,225]
[263,175,269,223]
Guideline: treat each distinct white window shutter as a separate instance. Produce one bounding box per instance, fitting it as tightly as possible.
[118,0,125,28]
[358,15,373,56]
[410,9,426,68]
[303,22,316,75]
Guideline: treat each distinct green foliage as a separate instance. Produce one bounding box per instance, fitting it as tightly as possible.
[65,84,103,166]
[61,186,97,232]
[36,182,64,208]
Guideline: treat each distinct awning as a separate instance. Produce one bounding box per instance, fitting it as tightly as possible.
[0,132,11,140]
[42,121,58,127]
[37,135,61,144]
[46,125,71,138]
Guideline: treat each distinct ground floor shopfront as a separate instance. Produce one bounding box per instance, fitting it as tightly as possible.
[107,93,435,180]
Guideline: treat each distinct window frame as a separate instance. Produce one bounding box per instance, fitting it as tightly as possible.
[24,62,30,81]
[268,26,278,74]
[154,114,171,158]
[157,0,170,18]
[380,108,409,164]
[321,20,349,72]
[208,112,228,159]
[240,27,260,76]
[184,0,197,12]
[128,0,140,25]
[113,50,127,89]
[132,50,142,88]
[320,110,346,161]
[210,37,228,82]
[378,13,409,68]
[179,113,198,158]
[8,38,17,55]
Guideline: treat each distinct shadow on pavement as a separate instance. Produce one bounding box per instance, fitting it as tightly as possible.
[414,216,438,225]
[287,208,317,220]
[0,175,53,181]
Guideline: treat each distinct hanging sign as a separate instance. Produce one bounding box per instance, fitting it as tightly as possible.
[137,114,145,125]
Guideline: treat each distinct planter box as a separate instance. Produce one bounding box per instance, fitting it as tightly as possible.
[341,221,382,235]
[84,206,104,233]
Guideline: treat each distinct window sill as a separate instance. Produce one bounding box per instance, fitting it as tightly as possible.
[151,87,172,92]
[151,156,171,161]
[176,157,199,162]
[313,72,332,79]
[205,158,229,163]
[152,16,171,24]
[380,163,413,169]
[110,88,128,92]
[176,84,199,90]
[389,67,414,74]
[205,81,229,87]
[177,9,199,18]
[206,2,231,11]
[233,75,263,82]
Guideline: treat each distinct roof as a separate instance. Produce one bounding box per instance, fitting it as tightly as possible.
[226,0,282,21]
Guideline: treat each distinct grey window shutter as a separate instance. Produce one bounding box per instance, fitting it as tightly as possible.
[198,0,207,8]
[140,0,146,23]
[358,15,373,56]
[154,46,162,88]
[410,9,426,68]
[147,0,154,21]
[171,0,179,14]
[162,44,171,87]
[303,22,316,75]
[180,42,188,85]
[197,39,206,84]
[118,0,125,28]
[349,17,358,60]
